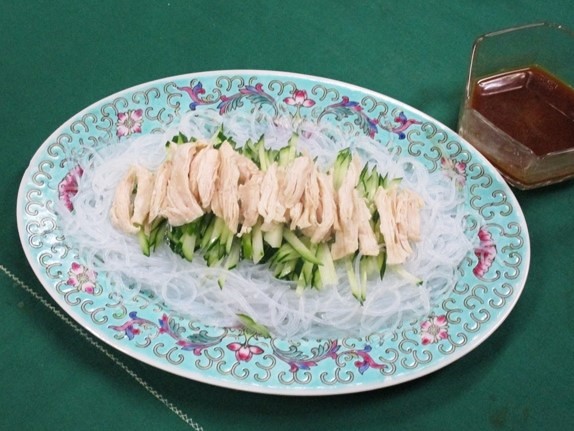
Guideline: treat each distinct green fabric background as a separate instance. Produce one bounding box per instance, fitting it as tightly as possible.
[1,1,573,430]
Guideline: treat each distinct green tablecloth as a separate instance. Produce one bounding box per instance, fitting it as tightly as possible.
[2,1,573,430]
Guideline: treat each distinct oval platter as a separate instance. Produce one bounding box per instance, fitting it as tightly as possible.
[17,70,530,395]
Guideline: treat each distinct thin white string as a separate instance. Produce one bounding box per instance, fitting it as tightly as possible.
[0,264,204,431]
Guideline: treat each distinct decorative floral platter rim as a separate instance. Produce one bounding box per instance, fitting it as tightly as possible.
[17,70,530,396]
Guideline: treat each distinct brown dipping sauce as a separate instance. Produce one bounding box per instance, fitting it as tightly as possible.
[470,65,574,156]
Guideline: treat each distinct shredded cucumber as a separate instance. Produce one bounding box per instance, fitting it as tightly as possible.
[333,147,352,191]
[144,129,416,304]
[282,229,322,265]
[251,221,265,264]
[263,223,283,248]
[236,313,271,338]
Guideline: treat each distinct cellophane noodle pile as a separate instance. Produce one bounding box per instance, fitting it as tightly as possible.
[60,109,473,339]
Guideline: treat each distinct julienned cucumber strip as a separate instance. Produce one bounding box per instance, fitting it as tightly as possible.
[149,220,167,250]
[282,229,322,265]
[224,239,241,270]
[263,223,283,248]
[270,243,299,264]
[181,232,197,261]
[344,257,362,303]
[278,133,299,166]
[317,243,337,285]
[241,230,253,260]
[333,148,352,191]
[137,229,150,257]
[236,313,271,338]
[257,136,269,171]
[137,217,169,257]
[251,222,265,264]
[391,265,423,286]
[275,259,298,278]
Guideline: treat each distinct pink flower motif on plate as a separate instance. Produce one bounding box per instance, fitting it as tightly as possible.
[66,262,97,294]
[284,89,315,108]
[420,315,449,345]
[473,226,497,277]
[58,165,83,211]
[227,341,264,362]
[116,109,143,137]
[441,156,467,189]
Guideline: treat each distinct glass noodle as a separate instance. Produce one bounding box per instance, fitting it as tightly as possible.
[60,109,473,339]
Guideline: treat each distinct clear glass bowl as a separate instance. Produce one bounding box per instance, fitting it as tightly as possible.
[458,22,574,189]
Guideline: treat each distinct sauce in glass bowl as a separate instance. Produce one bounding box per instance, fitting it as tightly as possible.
[458,23,574,189]
[459,65,574,189]
[471,66,574,157]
